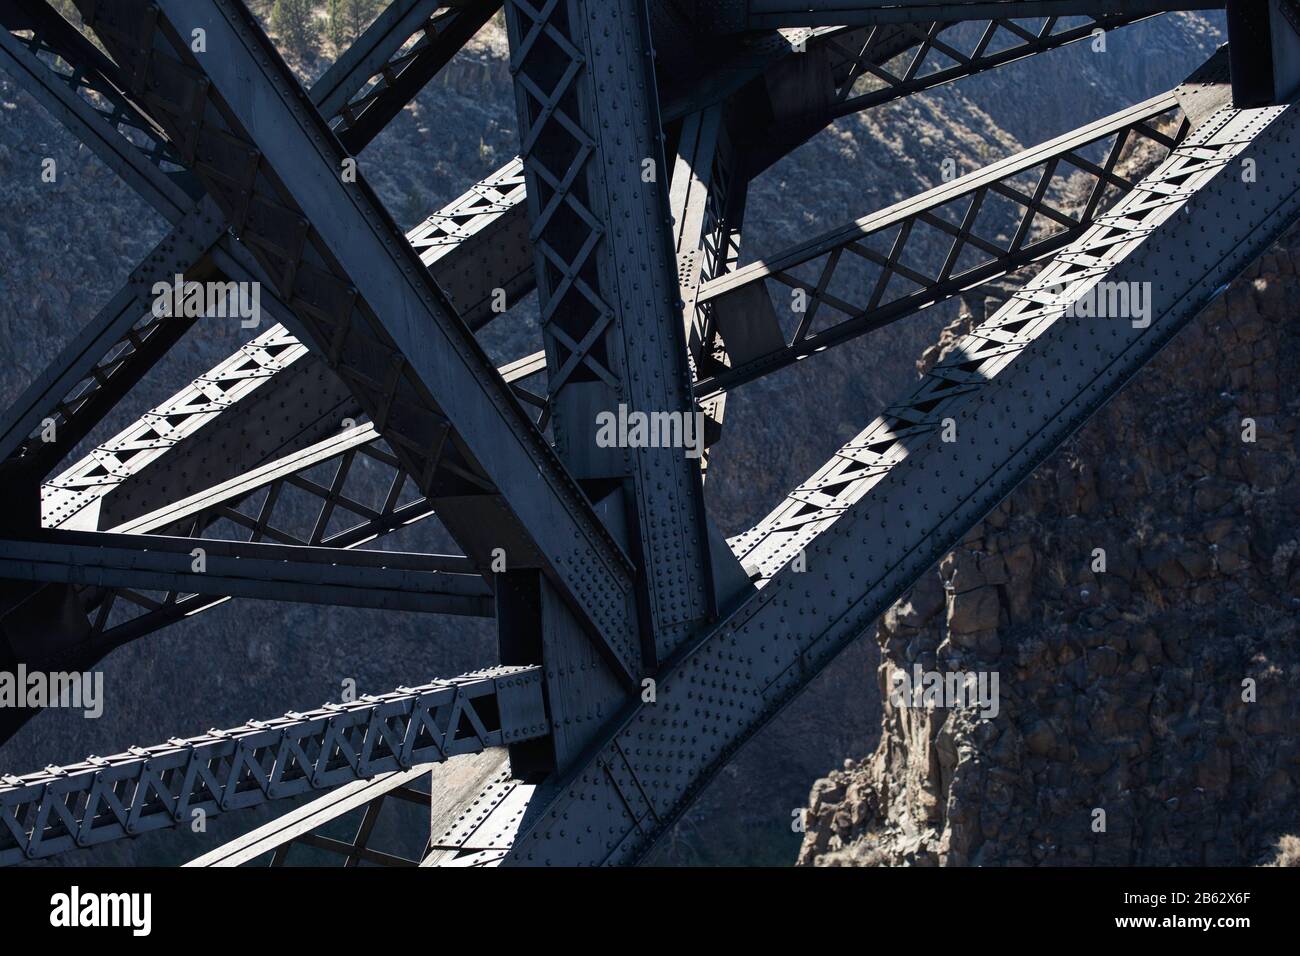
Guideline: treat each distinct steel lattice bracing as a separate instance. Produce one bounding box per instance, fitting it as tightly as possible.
[0,0,466,484]
[188,750,509,866]
[30,355,542,668]
[0,0,517,508]
[318,0,502,154]
[694,93,1188,401]
[0,666,546,864]
[1,0,1297,871]
[0,0,200,222]
[19,24,834,566]
[0,0,548,735]
[811,15,1158,122]
[7,0,1056,765]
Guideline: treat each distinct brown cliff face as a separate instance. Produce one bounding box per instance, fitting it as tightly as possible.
[798,223,1300,867]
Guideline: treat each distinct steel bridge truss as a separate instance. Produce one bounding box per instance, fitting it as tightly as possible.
[0,0,1295,867]
[0,667,545,863]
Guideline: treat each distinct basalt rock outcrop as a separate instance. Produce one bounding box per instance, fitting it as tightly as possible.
[799,224,1300,867]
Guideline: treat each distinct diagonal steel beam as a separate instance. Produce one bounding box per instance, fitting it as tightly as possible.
[0,665,546,864]
[74,0,638,680]
[105,343,548,546]
[325,0,502,154]
[0,355,546,720]
[55,12,1135,546]
[189,751,509,867]
[187,765,435,867]
[4,6,1161,708]
[33,176,540,540]
[312,0,447,124]
[0,0,475,483]
[0,6,1154,497]
[40,323,338,534]
[0,199,229,490]
[0,0,201,223]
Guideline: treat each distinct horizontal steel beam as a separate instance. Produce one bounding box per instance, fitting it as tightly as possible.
[0,341,553,687]
[0,666,546,864]
[0,530,493,616]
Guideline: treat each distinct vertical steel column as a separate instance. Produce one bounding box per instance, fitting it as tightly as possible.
[503,0,714,673]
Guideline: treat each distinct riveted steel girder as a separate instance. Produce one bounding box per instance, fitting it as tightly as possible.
[0,530,494,617]
[44,10,1144,576]
[0,666,546,864]
[3,3,1285,873]
[503,0,714,673]
[317,0,502,155]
